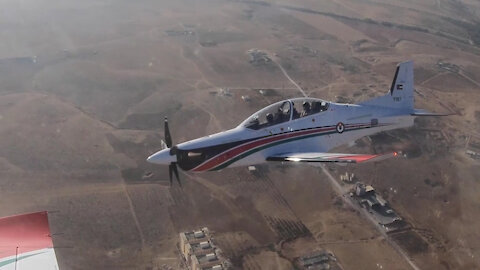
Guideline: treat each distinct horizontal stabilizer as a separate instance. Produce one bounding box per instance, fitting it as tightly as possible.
[267,152,398,164]
[411,109,452,116]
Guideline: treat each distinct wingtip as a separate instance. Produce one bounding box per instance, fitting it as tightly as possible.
[398,60,413,66]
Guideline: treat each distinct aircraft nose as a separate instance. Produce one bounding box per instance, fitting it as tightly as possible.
[147,148,176,165]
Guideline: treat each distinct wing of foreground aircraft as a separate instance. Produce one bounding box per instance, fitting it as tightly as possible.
[267,152,397,163]
[0,211,59,270]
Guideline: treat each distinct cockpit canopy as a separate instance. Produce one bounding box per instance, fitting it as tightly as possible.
[241,98,329,130]
[291,97,329,119]
[242,100,291,130]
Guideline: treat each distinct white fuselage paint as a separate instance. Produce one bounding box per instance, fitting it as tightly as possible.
[172,101,414,170]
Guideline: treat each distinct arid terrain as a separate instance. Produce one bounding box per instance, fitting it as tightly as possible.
[1,0,480,269]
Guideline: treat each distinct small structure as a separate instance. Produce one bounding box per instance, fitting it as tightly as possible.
[436,61,459,73]
[247,49,270,65]
[180,228,211,259]
[340,172,356,183]
[466,149,480,160]
[352,183,404,232]
[191,251,223,270]
[218,88,232,97]
[257,89,278,96]
[202,265,223,270]
[466,136,480,160]
[355,183,374,197]
[165,29,195,36]
[296,251,340,270]
[184,240,215,262]
[241,95,251,102]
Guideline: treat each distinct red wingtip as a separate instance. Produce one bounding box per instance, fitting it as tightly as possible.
[0,211,53,258]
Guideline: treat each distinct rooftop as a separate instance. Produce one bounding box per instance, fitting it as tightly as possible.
[183,228,209,242]
[200,253,218,263]
[202,265,223,270]
[301,255,329,266]
[190,241,215,254]
[299,251,334,268]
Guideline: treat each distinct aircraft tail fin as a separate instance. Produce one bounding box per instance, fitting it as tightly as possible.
[360,61,414,111]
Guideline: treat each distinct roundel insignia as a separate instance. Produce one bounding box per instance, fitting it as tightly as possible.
[336,122,345,133]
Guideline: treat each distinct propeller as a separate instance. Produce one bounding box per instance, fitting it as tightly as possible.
[164,117,181,187]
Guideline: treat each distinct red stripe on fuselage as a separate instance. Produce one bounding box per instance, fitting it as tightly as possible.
[192,126,337,171]
[191,122,380,172]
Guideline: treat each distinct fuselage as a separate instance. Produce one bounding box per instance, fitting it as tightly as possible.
[147,97,415,172]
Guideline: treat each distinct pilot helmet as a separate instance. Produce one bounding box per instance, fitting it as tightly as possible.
[266,113,274,123]
[302,101,310,109]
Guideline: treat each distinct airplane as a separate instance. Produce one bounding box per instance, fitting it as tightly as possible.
[147,61,447,185]
[0,211,59,270]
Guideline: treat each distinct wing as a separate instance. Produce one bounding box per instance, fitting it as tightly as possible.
[0,211,59,270]
[267,152,398,163]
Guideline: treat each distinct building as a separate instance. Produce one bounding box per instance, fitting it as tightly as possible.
[296,251,340,270]
[247,49,270,65]
[180,228,210,256]
[355,183,374,197]
[241,95,251,102]
[179,228,229,270]
[191,250,224,270]
[182,240,215,266]
[340,172,356,183]
[466,149,480,160]
[218,88,232,96]
[352,183,404,231]
[202,265,223,270]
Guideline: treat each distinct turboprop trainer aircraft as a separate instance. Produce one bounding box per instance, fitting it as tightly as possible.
[147,61,446,184]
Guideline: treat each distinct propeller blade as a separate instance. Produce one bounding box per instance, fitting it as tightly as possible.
[168,163,174,186]
[172,163,181,187]
[164,117,180,187]
[164,117,173,148]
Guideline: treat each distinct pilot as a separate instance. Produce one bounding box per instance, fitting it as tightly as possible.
[320,101,328,111]
[266,113,274,124]
[301,101,311,117]
[275,103,290,124]
[248,116,260,129]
